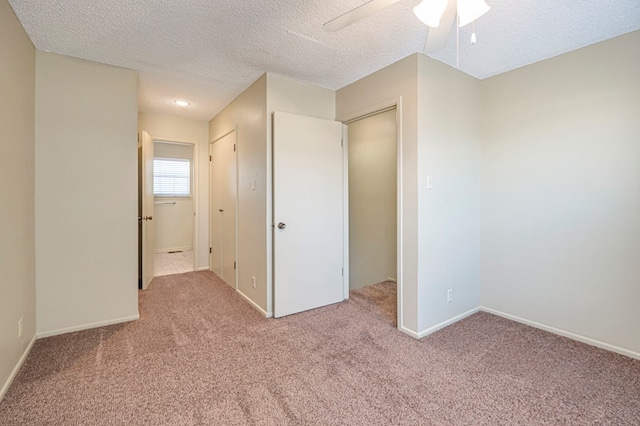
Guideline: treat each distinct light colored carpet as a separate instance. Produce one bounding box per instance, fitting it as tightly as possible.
[1,272,638,425]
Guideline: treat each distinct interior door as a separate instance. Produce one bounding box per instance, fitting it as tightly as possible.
[210,131,237,288]
[273,112,345,318]
[141,131,155,289]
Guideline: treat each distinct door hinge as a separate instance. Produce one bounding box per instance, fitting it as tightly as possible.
[209,155,212,161]
[137,133,141,143]
[341,139,344,147]
[209,247,212,254]
[233,144,236,152]
[342,268,344,276]
[234,261,237,270]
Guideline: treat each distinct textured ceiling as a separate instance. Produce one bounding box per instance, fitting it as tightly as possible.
[8,0,640,121]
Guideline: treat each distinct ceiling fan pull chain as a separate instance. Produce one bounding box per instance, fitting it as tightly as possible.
[456,15,460,68]
[471,20,477,44]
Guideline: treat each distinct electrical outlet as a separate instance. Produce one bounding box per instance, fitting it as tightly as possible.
[447,289,453,303]
[251,276,256,289]
[18,318,23,338]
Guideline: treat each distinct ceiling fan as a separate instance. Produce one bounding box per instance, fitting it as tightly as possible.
[323,0,491,53]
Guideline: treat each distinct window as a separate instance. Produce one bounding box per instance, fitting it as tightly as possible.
[153,157,191,197]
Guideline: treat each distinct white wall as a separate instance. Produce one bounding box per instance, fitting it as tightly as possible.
[35,52,139,336]
[348,109,397,289]
[0,0,36,400]
[138,112,209,269]
[210,75,269,313]
[481,31,640,356]
[337,54,421,334]
[153,141,194,253]
[416,55,482,333]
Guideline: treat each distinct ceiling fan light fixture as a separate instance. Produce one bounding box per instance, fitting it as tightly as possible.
[456,0,491,27]
[413,0,449,28]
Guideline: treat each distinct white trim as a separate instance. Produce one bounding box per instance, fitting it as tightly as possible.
[386,277,397,283]
[36,315,139,339]
[154,246,193,254]
[197,266,210,271]
[342,124,350,300]
[481,307,640,360]
[398,325,422,339]
[410,307,481,339]
[237,289,273,318]
[0,335,36,402]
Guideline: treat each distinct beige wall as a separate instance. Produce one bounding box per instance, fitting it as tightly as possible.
[416,55,482,332]
[337,54,482,336]
[138,113,209,268]
[35,52,139,336]
[481,31,640,356]
[209,73,336,316]
[337,54,421,334]
[348,109,397,289]
[0,0,36,400]
[210,75,269,313]
[153,142,194,253]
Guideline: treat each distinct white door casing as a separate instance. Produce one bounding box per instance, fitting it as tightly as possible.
[273,112,346,318]
[210,131,237,288]
[141,131,155,290]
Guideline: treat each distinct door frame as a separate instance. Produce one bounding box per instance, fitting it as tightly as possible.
[338,97,404,331]
[152,138,199,273]
[209,128,238,290]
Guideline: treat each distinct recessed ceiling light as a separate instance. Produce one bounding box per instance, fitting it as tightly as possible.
[174,100,190,107]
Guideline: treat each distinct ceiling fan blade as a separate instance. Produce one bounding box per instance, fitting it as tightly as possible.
[424,0,457,52]
[324,0,402,32]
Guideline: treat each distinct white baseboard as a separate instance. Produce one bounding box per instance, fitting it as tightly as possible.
[386,277,397,283]
[154,246,193,254]
[398,307,481,339]
[481,307,640,360]
[197,266,210,272]
[398,325,421,339]
[1,335,36,402]
[236,289,273,318]
[36,314,140,339]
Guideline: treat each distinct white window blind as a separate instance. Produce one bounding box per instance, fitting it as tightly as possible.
[153,158,191,197]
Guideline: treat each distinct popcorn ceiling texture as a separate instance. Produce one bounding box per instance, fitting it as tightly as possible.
[8,0,640,120]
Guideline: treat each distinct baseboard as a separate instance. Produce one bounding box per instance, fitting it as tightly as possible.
[398,325,421,339]
[417,307,481,339]
[154,246,193,254]
[386,277,397,283]
[236,289,273,318]
[481,307,640,360]
[197,266,209,272]
[1,335,36,402]
[398,307,481,340]
[36,314,140,339]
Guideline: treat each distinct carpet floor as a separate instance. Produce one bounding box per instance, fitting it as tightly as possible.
[1,272,638,425]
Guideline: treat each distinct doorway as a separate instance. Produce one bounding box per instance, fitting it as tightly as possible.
[152,140,197,276]
[346,107,398,325]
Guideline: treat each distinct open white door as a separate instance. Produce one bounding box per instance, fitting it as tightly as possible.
[273,112,345,318]
[141,131,155,289]
[210,131,237,288]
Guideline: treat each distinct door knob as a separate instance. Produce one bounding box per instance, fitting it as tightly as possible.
[148,216,152,220]
[277,222,286,230]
